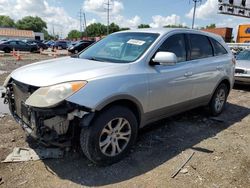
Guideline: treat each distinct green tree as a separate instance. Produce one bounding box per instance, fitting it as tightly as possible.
[164,24,188,28]
[0,15,15,27]
[108,23,120,33]
[42,29,55,40]
[16,16,47,32]
[119,27,130,31]
[85,23,107,37]
[138,24,150,28]
[206,24,216,29]
[67,30,82,39]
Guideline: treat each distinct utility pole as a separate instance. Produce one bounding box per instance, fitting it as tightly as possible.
[105,0,112,35]
[83,12,88,38]
[192,0,202,29]
[78,9,83,33]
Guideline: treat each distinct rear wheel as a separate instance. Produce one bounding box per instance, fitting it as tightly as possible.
[209,83,229,116]
[80,106,138,165]
[3,48,11,53]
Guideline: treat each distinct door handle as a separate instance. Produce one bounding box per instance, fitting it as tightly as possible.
[184,72,193,77]
[216,66,223,71]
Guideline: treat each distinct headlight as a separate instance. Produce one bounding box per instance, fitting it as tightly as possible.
[25,81,87,108]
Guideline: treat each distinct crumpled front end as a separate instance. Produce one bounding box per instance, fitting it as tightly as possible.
[3,79,94,147]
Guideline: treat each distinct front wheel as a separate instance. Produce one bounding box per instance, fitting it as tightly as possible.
[209,83,229,116]
[80,106,138,165]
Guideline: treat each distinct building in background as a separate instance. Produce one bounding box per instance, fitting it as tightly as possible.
[0,28,44,41]
[237,24,250,43]
[202,27,233,43]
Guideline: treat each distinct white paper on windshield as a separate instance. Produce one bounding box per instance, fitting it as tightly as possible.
[127,39,145,46]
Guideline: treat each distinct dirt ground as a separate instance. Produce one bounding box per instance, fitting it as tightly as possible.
[0,54,249,188]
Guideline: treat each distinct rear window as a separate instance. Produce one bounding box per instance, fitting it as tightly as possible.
[210,38,228,56]
[189,34,213,60]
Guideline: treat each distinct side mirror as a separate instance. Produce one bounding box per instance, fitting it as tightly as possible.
[152,51,177,66]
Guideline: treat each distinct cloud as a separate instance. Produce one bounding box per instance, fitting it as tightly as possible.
[83,0,141,28]
[186,0,218,20]
[150,14,180,28]
[185,0,250,39]
[83,0,123,15]
[0,0,79,37]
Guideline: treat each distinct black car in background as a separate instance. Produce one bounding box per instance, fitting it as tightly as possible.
[0,40,38,53]
[23,40,48,50]
[68,40,95,54]
[52,41,70,49]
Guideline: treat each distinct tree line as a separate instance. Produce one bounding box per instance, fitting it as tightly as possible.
[0,15,217,40]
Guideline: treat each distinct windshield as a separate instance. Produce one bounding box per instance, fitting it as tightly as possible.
[236,50,250,61]
[79,32,159,63]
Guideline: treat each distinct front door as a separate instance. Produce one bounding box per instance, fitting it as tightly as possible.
[147,34,194,119]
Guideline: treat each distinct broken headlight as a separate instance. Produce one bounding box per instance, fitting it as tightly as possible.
[25,81,87,108]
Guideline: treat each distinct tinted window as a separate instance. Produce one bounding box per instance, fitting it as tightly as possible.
[9,41,17,45]
[236,50,250,60]
[189,34,213,60]
[210,38,227,55]
[158,34,186,62]
[17,41,28,46]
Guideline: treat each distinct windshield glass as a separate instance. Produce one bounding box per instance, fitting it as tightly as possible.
[79,32,159,63]
[236,50,250,61]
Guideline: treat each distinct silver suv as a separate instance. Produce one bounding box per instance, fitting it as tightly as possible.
[2,28,235,165]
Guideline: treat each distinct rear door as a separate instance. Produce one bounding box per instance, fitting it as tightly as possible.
[187,34,228,100]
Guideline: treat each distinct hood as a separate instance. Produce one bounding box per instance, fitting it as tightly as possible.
[236,60,250,70]
[11,57,130,87]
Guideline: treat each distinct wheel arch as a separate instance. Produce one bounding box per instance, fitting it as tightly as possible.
[95,95,144,127]
[210,77,231,102]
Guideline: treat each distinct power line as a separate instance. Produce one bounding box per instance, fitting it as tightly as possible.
[191,0,202,29]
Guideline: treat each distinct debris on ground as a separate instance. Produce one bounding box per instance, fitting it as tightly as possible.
[180,168,188,174]
[171,152,195,178]
[0,176,3,185]
[209,117,225,123]
[2,147,64,163]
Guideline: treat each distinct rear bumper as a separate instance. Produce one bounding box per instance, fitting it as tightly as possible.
[234,75,250,84]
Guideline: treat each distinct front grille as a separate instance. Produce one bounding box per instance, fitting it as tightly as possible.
[11,80,38,124]
[235,68,245,74]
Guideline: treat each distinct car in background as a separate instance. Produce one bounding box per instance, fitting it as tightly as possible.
[235,49,250,84]
[0,40,38,53]
[68,40,95,54]
[52,40,70,49]
[23,40,48,50]
[45,40,55,48]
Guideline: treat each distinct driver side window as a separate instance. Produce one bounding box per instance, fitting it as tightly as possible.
[158,34,187,63]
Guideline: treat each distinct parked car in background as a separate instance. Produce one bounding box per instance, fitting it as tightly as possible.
[235,49,250,84]
[45,40,55,48]
[0,40,38,53]
[68,40,95,54]
[23,40,48,50]
[2,28,235,165]
[52,40,70,49]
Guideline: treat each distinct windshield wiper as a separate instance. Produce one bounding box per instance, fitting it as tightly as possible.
[85,57,104,62]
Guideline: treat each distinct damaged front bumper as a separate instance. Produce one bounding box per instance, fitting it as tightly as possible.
[3,80,95,147]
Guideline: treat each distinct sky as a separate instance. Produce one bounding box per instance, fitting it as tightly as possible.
[0,0,249,37]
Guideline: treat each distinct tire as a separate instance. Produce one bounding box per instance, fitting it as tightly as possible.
[3,48,11,53]
[80,106,138,165]
[209,83,229,116]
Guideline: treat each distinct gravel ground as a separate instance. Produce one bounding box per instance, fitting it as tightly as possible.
[0,54,249,188]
